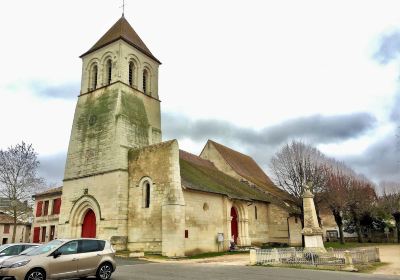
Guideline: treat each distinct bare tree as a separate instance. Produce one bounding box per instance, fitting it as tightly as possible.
[0,142,44,242]
[270,140,330,242]
[321,160,355,244]
[345,176,377,243]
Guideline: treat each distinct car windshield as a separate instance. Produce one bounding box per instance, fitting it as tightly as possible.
[26,240,64,256]
[19,246,39,255]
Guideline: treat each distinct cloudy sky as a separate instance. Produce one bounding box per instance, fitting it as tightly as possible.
[0,0,399,186]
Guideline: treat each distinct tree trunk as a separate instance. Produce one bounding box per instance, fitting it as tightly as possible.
[332,209,345,244]
[355,218,364,243]
[12,207,17,243]
[393,213,400,243]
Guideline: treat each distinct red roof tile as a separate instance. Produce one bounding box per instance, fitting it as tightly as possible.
[207,140,293,201]
[81,16,160,64]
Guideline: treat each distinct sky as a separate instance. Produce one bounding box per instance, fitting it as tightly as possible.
[0,0,399,187]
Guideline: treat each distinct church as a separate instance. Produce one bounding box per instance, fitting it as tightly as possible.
[55,16,303,257]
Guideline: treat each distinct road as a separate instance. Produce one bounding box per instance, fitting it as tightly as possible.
[111,258,400,280]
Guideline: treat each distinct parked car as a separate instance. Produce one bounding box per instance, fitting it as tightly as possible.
[17,245,40,256]
[0,243,38,263]
[0,238,116,280]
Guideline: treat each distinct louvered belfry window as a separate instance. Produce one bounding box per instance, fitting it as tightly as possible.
[107,59,112,85]
[143,69,148,94]
[129,62,134,86]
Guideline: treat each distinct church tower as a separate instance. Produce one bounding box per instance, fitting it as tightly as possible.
[58,16,161,246]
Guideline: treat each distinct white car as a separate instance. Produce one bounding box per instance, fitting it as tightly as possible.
[0,244,38,263]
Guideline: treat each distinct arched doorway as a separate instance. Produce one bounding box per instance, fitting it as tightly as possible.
[81,209,96,238]
[231,207,239,244]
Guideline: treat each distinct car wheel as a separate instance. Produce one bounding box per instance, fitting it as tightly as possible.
[96,263,112,280]
[25,269,46,280]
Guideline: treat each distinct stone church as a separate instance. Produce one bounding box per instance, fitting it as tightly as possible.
[57,16,302,257]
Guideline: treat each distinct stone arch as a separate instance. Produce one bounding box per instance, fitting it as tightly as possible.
[142,68,151,95]
[127,56,139,87]
[230,201,250,246]
[68,195,102,238]
[138,176,153,208]
[84,58,100,92]
[88,63,98,91]
[100,52,115,85]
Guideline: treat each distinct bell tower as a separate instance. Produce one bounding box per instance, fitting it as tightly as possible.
[59,16,162,244]
[64,15,162,180]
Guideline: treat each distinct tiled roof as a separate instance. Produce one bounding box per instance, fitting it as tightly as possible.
[179,150,273,202]
[207,140,293,201]
[81,16,160,64]
[33,186,63,198]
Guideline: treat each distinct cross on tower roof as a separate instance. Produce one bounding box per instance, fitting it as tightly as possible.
[120,0,126,16]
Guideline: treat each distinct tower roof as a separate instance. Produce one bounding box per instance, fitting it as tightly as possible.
[80,16,160,64]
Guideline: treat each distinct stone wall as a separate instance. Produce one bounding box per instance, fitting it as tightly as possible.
[58,171,129,244]
[247,202,269,246]
[267,204,290,244]
[64,83,161,180]
[288,216,302,246]
[0,224,30,244]
[183,189,226,255]
[200,142,242,180]
[127,140,185,257]
[81,40,160,99]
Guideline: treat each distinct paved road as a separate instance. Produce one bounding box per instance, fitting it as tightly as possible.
[112,260,400,280]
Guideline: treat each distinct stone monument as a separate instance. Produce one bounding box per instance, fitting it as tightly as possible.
[302,185,325,251]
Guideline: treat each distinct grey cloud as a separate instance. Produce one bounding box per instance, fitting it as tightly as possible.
[30,81,79,99]
[374,31,400,64]
[38,153,66,185]
[162,112,377,176]
[341,133,400,184]
[391,92,400,122]
[162,112,376,148]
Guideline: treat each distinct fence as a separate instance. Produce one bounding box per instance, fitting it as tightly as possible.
[250,247,379,268]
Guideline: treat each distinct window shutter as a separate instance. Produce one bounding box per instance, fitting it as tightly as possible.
[36,201,43,217]
[3,225,10,234]
[53,198,61,215]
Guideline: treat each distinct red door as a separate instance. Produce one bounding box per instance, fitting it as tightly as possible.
[81,210,96,238]
[231,207,238,244]
[33,227,40,243]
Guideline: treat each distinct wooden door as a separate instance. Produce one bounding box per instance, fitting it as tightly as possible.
[81,210,96,238]
[231,207,238,244]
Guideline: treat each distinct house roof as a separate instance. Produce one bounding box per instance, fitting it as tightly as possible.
[206,140,293,201]
[80,16,160,64]
[33,186,63,198]
[179,150,273,203]
[0,212,27,225]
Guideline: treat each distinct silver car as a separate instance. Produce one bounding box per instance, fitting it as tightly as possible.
[0,243,37,264]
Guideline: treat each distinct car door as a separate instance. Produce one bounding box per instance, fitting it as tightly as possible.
[77,240,104,276]
[47,240,79,279]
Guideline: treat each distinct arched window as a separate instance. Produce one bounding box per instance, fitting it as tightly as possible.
[144,182,150,208]
[143,69,149,94]
[106,59,112,85]
[90,65,98,90]
[128,62,134,86]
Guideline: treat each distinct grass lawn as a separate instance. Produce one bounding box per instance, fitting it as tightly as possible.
[187,251,247,259]
[324,242,394,249]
